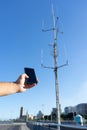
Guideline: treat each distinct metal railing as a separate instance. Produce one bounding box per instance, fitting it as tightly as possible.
[27,121,87,130]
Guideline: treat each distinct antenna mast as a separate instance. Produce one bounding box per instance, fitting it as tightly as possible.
[42,1,68,130]
[52,2,61,130]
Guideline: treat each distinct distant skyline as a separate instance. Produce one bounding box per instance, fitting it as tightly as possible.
[0,0,87,120]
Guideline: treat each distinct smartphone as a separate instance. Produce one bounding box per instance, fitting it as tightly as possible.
[24,67,37,84]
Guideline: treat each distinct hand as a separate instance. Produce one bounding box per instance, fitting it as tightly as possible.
[16,73,37,93]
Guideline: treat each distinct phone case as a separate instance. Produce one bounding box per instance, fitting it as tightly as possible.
[24,67,37,84]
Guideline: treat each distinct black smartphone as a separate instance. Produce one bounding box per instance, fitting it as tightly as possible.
[24,67,37,84]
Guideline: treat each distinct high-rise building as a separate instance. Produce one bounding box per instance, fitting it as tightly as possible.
[20,107,24,118]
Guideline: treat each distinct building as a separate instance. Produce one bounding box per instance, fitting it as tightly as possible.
[76,103,87,115]
[64,106,76,114]
[51,108,57,115]
[19,107,34,121]
[64,103,87,116]
[20,107,24,118]
[36,110,44,119]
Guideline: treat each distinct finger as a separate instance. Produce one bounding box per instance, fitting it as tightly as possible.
[24,83,36,89]
[22,73,29,79]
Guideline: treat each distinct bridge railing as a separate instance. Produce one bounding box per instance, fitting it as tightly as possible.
[27,121,87,130]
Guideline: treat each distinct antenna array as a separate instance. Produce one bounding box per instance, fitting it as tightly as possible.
[41,1,68,130]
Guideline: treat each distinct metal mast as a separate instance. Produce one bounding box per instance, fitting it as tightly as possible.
[52,3,61,130]
[42,1,68,130]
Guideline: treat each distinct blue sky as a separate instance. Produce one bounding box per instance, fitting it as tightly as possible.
[0,0,87,120]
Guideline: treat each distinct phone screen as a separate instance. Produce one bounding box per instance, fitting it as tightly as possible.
[24,67,37,84]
